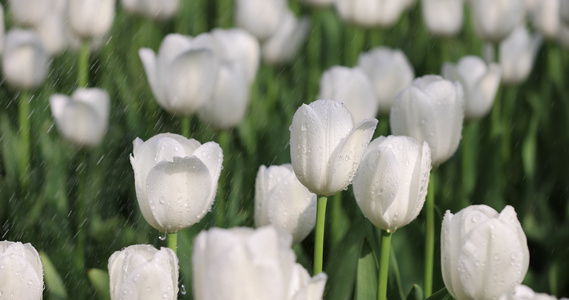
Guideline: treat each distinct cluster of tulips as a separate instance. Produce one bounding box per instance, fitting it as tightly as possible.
[1,0,569,299]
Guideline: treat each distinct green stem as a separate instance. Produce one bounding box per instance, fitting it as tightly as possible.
[181,117,190,138]
[75,151,88,270]
[378,230,392,300]
[79,41,89,87]
[18,91,31,188]
[168,232,178,255]
[215,130,231,227]
[314,196,328,275]
[424,171,436,297]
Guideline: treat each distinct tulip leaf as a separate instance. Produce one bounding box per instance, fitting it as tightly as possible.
[522,116,538,179]
[407,284,425,300]
[355,237,378,300]
[426,287,453,300]
[0,116,20,183]
[40,251,68,300]
[88,268,111,300]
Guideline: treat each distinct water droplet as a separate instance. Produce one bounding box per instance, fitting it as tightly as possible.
[159,232,167,241]
[28,280,32,285]
[472,216,479,223]
[159,197,167,204]
[180,284,187,295]
[163,292,169,298]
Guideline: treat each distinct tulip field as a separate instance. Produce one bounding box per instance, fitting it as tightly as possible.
[1,0,569,299]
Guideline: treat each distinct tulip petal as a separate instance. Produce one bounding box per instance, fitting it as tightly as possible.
[255,165,295,227]
[49,94,70,120]
[0,254,43,298]
[406,141,431,222]
[118,261,177,299]
[293,272,327,300]
[139,48,167,105]
[157,34,194,66]
[191,141,224,213]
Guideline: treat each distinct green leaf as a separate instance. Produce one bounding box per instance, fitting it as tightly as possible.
[355,237,378,300]
[426,287,454,300]
[88,269,110,300]
[40,251,68,300]
[407,284,424,300]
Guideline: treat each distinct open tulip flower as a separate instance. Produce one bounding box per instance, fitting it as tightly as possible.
[0,241,44,299]
[441,205,529,300]
[49,88,110,148]
[193,226,327,300]
[130,133,223,233]
[121,0,179,21]
[255,164,317,244]
[68,0,115,40]
[290,99,378,196]
[442,55,501,121]
[421,0,464,36]
[108,245,179,300]
[499,26,543,85]
[261,10,310,65]
[469,0,524,43]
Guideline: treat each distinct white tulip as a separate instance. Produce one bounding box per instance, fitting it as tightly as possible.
[35,5,68,55]
[318,66,378,123]
[108,245,178,300]
[2,29,51,90]
[234,0,287,40]
[561,0,569,24]
[193,226,327,300]
[139,34,219,116]
[50,88,110,148]
[130,133,223,233]
[500,285,558,300]
[261,10,310,65]
[210,28,260,84]
[530,0,560,39]
[121,0,179,20]
[421,0,464,36]
[290,99,378,196]
[499,26,542,85]
[353,136,431,232]
[470,0,524,43]
[390,75,464,167]
[255,164,317,244]
[68,0,115,40]
[441,205,529,300]
[334,0,407,28]
[0,241,43,299]
[357,47,415,114]
[7,0,51,27]
[442,56,501,121]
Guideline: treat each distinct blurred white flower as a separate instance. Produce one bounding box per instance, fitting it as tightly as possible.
[353,136,431,232]
[421,0,464,36]
[210,28,260,84]
[390,75,464,167]
[357,47,415,114]
[561,0,569,24]
[441,205,529,300]
[470,0,524,43]
[261,10,310,65]
[334,0,407,28]
[50,88,110,148]
[193,226,327,300]
[130,133,223,233]
[290,99,378,196]
[500,285,558,300]
[0,241,43,299]
[530,0,560,39]
[108,245,178,300]
[7,0,52,27]
[68,0,115,40]
[34,2,69,55]
[255,164,317,244]
[2,29,51,90]
[442,55,501,120]
[234,0,287,40]
[121,0,179,20]
[499,26,542,85]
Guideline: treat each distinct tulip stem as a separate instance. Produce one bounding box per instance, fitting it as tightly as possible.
[314,196,328,275]
[424,171,436,297]
[79,41,89,87]
[18,91,31,188]
[181,117,190,138]
[168,233,178,255]
[378,230,392,300]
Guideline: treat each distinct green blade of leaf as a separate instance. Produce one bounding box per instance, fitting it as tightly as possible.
[88,268,110,300]
[40,251,68,300]
[355,237,378,300]
[426,287,454,300]
[407,284,424,300]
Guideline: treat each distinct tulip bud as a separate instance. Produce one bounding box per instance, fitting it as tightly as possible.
[470,0,524,43]
[441,205,529,300]
[2,29,51,90]
[7,0,51,27]
[357,47,414,114]
[334,0,407,28]
[500,285,558,300]
[68,0,116,40]
[318,66,378,123]
[353,136,431,232]
[108,245,178,300]
[0,241,44,299]
[255,164,317,244]
[234,0,287,41]
[290,99,378,196]
[390,75,464,167]
[130,133,223,233]
[499,26,542,85]
[49,88,110,148]
[193,226,327,300]
[261,10,310,65]
[421,0,464,36]
[210,28,260,84]
[442,56,501,121]
[121,0,179,20]
[139,34,219,116]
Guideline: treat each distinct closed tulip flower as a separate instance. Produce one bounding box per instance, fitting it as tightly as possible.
[68,0,115,40]
[442,56,501,120]
[108,245,178,300]
[441,205,529,300]
[49,88,110,148]
[357,47,415,114]
[235,0,287,41]
[210,28,260,84]
[261,10,310,65]
[255,164,317,244]
[35,1,69,55]
[421,0,464,36]
[7,0,51,27]
[530,0,560,39]
[318,66,378,123]
[500,285,558,300]
[193,226,327,300]
[390,75,464,167]
[2,29,51,90]
[470,0,524,43]
[0,241,43,299]
[121,0,179,20]
[334,0,407,28]
[499,26,542,85]
[353,136,431,232]
[130,133,223,233]
[290,99,378,196]
[139,34,219,116]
